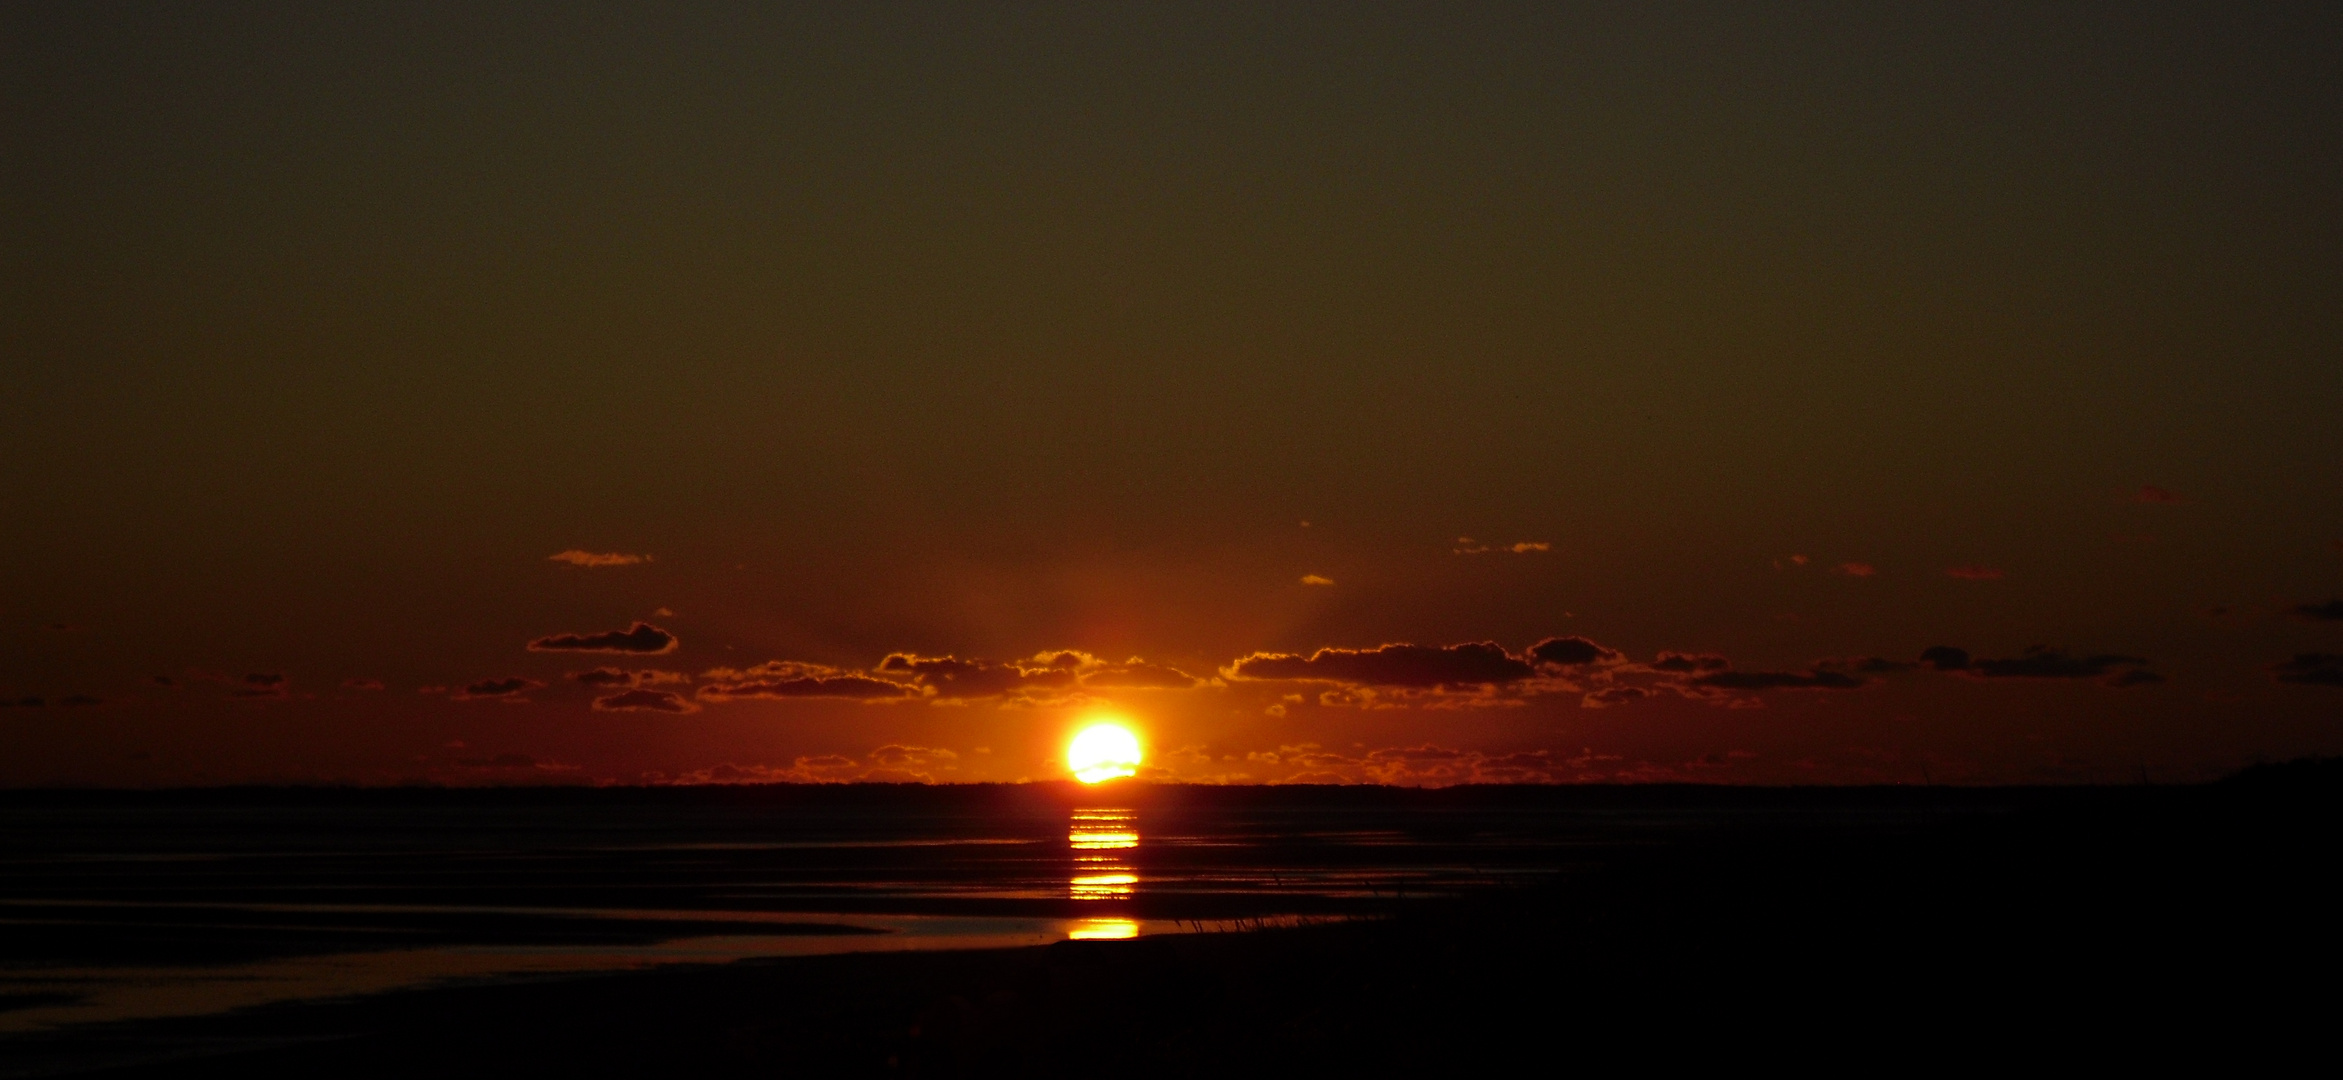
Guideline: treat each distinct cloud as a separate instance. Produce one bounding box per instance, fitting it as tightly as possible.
[1648,652,1728,674]
[1837,562,1876,577]
[593,689,699,713]
[570,667,689,688]
[1077,661,1205,690]
[1919,645,2155,686]
[1220,743,1661,786]
[693,651,1200,706]
[232,673,288,699]
[527,622,678,654]
[1526,636,1622,667]
[1225,642,1536,690]
[548,550,650,567]
[1453,538,1551,555]
[2134,485,2185,504]
[2291,599,2343,622]
[340,677,385,691]
[1581,686,1648,708]
[878,653,1081,701]
[656,745,963,785]
[1919,646,1972,671]
[862,744,960,782]
[700,675,915,701]
[1687,669,1866,691]
[2272,653,2343,687]
[1945,566,2005,581]
[1820,657,1914,675]
[699,661,918,701]
[456,677,543,701]
[1300,574,1335,586]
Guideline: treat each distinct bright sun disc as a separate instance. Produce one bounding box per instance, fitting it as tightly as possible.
[1067,723,1142,784]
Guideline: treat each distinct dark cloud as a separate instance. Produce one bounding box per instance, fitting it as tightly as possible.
[340,677,385,691]
[1649,652,1729,674]
[1969,647,2149,679]
[147,675,177,687]
[1078,662,1204,690]
[527,622,678,654]
[570,668,688,688]
[1844,657,1916,675]
[1689,669,1866,691]
[875,653,1091,701]
[1921,645,2155,685]
[2272,653,2343,687]
[698,674,914,701]
[1919,646,1971,671]
[1944,566,2005,581]
[1527,636,1622,667]
[2292,599,2343,622]
[232,673,288,699]
[1225,642,1535,689]
[696,651,1198,705]
[456,677,543,700]
[593,689,698,713]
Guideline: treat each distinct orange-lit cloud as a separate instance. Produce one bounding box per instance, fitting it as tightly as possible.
[1453,538,1551,555]
[547,550,650,567]
[1299,574,1335,586]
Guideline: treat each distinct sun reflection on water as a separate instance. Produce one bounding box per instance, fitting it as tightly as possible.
[1065,917,1139,940]
[1069,809,1138,902]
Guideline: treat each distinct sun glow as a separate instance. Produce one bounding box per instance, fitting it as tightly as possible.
[1067,722,1142,784]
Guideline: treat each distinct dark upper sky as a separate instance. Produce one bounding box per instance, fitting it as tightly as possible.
[6,2,2341,786]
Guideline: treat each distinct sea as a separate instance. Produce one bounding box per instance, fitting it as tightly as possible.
[0,783,1990,1052]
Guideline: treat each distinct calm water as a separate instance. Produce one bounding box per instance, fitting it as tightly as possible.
[0,785,1982,1036]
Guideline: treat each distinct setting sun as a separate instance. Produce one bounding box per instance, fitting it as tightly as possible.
[1067,722,1142,784]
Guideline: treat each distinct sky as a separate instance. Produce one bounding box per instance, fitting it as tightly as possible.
[5,1,2341,786]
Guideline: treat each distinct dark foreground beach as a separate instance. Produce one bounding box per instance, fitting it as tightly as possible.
[5,766,2337,1076]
